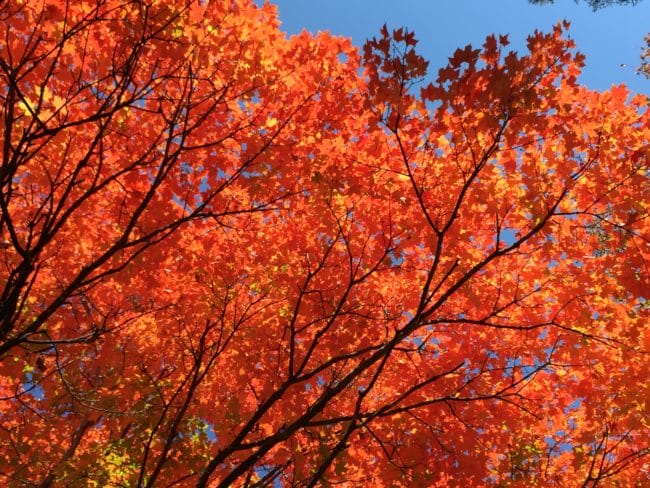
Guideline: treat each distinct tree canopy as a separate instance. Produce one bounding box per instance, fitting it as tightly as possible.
[0,1,648,486]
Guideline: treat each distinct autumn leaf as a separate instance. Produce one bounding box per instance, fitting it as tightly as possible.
[0,2,647,487]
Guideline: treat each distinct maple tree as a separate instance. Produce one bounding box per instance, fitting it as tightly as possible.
[0,0,648,486]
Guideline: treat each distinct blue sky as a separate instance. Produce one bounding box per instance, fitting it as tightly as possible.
[270,0,649,96]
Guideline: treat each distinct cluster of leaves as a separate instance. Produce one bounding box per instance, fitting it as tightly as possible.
[529,0,649,78]
[0,1,648,486]
[641,34,650,78]
[528,0,643,10]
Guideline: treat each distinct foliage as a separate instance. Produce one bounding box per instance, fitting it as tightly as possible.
[641,34,650,78]
[528,0,643,9]
[0,1,648,486]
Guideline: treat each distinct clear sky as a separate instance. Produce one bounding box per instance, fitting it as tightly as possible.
[269,0,649,96]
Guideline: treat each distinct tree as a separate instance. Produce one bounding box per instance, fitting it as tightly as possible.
[0,1,647,486]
